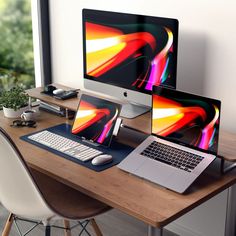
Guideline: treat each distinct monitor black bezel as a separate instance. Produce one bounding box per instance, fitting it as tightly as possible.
[151,86,221,156]
[82,8,179,95]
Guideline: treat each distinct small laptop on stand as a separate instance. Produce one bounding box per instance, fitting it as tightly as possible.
[118,86,221,193]
[28,94,121,162]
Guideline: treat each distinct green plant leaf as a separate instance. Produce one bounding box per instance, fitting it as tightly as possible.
[0,85,28,110]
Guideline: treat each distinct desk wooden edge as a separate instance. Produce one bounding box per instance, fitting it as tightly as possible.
[28,161,236,228]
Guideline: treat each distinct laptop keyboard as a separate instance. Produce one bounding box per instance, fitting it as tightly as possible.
[28,131,103,162]
[140,141,204,172]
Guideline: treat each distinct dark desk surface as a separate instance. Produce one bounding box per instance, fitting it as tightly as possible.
[1,110,236,228]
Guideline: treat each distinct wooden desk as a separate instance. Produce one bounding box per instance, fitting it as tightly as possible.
[1,110,236,236]
[4,85,236,235]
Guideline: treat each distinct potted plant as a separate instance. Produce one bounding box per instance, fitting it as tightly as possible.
[0,86,29,118]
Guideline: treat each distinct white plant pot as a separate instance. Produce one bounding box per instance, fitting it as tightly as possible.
[3,106,29,118]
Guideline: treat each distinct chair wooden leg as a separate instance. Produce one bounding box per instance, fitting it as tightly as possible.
[2,213,14,236]
[63,220,72,236]
[90,219,103,236]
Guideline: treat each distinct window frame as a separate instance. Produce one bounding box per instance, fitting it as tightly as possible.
[31,0,52,87]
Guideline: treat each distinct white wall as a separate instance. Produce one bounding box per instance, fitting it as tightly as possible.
[49,1,234,235]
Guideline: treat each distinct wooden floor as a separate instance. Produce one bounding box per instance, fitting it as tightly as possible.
[0,205,178,236]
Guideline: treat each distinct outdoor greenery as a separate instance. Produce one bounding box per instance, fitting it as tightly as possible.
[0,0,34,93]
[0,85,29,110]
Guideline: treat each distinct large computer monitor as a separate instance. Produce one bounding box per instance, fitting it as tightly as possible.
[82,9,179,118]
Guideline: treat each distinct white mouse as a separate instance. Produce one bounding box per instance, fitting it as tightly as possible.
[92,154,113,166]
[53,88,64,95]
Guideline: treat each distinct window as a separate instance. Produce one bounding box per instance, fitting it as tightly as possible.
[0,0,51,93]
[0,0,34,92]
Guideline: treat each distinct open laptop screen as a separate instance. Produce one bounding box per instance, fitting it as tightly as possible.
[72,94,121,147]
[152,86,221,155]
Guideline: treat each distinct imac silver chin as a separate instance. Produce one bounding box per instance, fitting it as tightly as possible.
[84,79,151,119]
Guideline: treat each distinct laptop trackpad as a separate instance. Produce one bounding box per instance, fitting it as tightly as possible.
[135,160,174,186]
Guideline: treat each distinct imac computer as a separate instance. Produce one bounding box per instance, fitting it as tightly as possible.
[82,9,179,118]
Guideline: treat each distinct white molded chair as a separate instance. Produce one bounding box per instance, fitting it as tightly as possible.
[0,127,111,236]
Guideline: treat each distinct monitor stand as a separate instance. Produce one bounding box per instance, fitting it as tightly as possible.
[120,103,151,119]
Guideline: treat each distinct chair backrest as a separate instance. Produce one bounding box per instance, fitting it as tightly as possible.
[0,127,54,221]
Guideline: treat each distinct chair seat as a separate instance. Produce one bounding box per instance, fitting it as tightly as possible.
[30,168,111,220]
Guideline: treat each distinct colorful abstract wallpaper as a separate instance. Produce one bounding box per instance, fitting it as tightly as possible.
[83,10,178,93]
[152,88,221,154]
[72,94,120,146]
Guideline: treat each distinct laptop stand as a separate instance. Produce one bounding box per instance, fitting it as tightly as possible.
[219,155,236,174]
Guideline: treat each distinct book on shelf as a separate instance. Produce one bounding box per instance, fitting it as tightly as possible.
[39,101,65,116]
[39,101,75,119]
[40,101,62,111]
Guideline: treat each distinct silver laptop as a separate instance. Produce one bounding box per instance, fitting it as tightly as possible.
[118,86,221,193]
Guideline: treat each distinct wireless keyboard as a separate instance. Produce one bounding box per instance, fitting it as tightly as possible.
[28,130,103,162]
